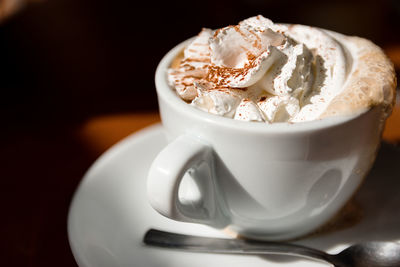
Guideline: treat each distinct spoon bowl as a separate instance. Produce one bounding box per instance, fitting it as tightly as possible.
[334,241,400,267]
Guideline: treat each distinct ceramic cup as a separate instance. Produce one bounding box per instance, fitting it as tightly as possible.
[147,39,386,241]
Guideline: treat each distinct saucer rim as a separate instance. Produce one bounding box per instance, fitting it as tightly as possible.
[67,123,164,267]
[67,123,400,267]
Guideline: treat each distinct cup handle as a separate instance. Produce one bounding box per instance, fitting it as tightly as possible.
[147,134,226,227]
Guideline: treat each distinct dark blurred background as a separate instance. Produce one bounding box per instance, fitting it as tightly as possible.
[0,0,399,266]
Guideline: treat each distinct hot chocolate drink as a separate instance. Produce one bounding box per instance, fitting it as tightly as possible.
[148,15,397,241]
[168,15,396,123]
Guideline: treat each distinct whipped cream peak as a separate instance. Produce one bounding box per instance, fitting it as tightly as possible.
[167,15,396,123]
[210,24,285,69]
[234,98,266,122]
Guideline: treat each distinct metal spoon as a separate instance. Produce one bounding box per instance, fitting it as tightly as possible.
[143,229,400,267]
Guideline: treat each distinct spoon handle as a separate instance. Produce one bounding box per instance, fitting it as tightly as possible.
[143,229,336,265]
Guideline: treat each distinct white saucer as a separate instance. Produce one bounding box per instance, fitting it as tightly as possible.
[68,124,400,267]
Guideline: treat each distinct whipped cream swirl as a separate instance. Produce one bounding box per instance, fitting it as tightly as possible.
[168,15,376,123]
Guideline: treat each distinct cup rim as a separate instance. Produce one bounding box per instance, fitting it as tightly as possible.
[155,38,372,134]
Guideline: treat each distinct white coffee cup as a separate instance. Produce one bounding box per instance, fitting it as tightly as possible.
[147,39,386,241]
